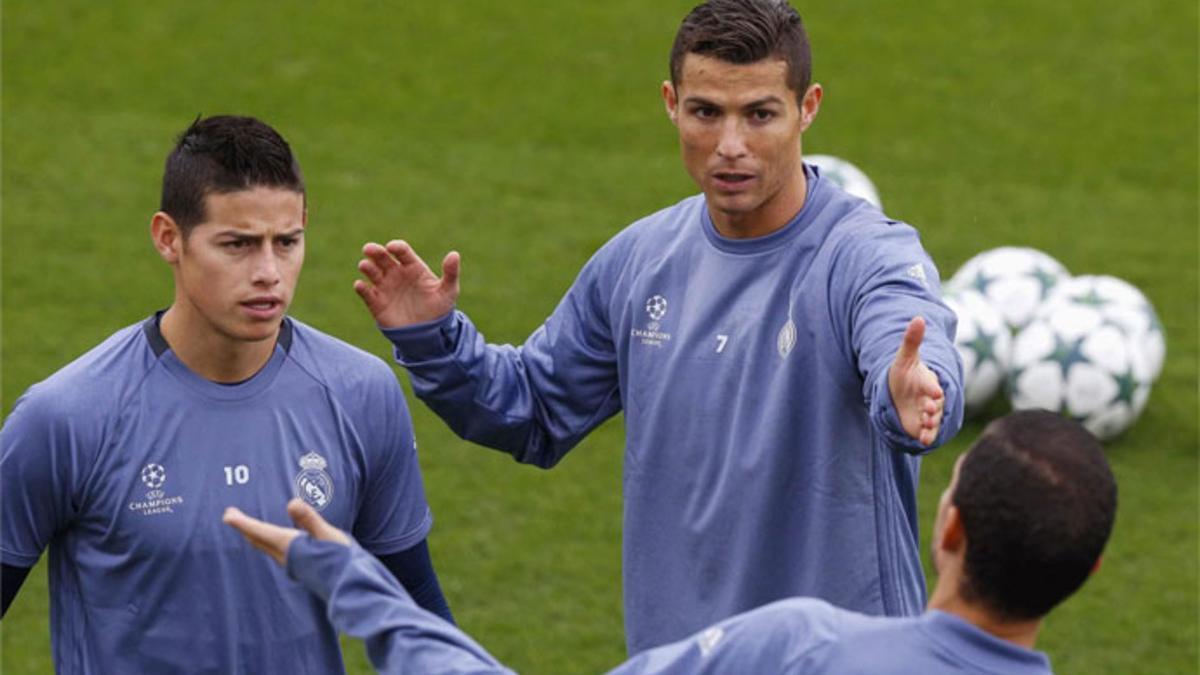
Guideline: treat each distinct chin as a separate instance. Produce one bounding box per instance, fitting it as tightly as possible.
[703,186,753,207]
[711,197,759,218]
[232,321,283,343]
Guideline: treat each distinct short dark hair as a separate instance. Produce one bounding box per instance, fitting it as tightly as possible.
[953,410,1118,620]
[160,115,305,234]
[669,0,812,104]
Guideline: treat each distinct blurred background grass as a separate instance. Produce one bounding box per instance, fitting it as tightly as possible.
[2,1,1196,673]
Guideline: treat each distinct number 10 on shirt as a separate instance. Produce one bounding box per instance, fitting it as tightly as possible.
[224,465,250,485]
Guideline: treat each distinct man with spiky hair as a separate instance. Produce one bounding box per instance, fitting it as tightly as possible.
[355,0,964,653]
[229,410,1115,674]
[0,115,452,673]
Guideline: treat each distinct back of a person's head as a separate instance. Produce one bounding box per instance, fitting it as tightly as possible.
[954,410,1117,620]
[669,0,812,103]
[160,115,305,233]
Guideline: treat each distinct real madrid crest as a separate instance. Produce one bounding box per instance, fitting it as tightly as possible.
[295,451,334,511]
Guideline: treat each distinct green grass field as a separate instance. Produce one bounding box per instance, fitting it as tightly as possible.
[2,1,1196,673]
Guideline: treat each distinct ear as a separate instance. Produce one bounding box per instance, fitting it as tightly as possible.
[662,80,680,126]
[151,211,184,264]
[938,505,966,553]
[799,83,823,133]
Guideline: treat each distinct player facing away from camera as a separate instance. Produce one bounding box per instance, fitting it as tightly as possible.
[353,0,963,655]
[227,410,1116,675]
[0,116,452,673]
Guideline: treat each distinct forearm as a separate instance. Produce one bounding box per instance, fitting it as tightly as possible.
[378,539,454,624]
[1,563,31,617]
[382,309,620,468]
[853,264,964,452]
[289,537,513,674]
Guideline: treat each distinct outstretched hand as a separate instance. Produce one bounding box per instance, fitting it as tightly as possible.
[888,316,945,446]
[223,499,351,567]
[354,240,460,329]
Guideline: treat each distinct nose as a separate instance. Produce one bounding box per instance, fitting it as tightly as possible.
[251,248,281,287]
[715,118,748,160]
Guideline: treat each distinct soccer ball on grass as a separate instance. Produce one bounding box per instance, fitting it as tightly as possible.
[946,246,1070,332]
[1037,274,1165,383]
[943,289,1012,416]
[1008,298,1151,441]
[806,154,883,208]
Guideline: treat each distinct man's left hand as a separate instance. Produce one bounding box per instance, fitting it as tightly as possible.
[224,499,351,566]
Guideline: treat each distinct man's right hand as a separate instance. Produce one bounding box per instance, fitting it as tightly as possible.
[354,240,460,329]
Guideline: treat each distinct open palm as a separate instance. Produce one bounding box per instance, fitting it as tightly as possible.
[354,240,460,328]
[888,316,945,446]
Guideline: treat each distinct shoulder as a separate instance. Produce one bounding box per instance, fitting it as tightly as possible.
[10,322,157,422]
[624,193,707,238]
[824,202,922,261]
[595,194,706,260]
[747,597,885,637]
[800,615,952,674]
[3,322,157,465]
[702,598,887,670]
[285,319,401,395]
[576,194,706,288]
[816,200,939,299]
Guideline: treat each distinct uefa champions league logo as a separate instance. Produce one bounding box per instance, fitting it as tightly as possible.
[645,295,668,322]
[141,463,167,490]
[632,294,673,347]
[295,452,334,512]
[130,463,183,515]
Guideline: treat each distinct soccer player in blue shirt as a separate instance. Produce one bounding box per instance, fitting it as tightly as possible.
[351,0,963,653]
[227,409,1116,675]
[0,115,453,673]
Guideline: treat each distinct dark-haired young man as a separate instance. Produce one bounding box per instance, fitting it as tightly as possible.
[228,410,1116,674]
[0,115,452,673]
[354,0,963,654]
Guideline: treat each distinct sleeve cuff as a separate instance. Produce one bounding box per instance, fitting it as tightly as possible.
[0,548,41,569]
[379,311,460,365]
[870,364,957,454]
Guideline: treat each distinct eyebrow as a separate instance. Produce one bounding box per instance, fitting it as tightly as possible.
[683,95,786,110]
[216,227,306,240]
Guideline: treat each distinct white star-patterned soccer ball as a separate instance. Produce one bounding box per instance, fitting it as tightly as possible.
[141,463,167,489]
[943,289,1012,416]
[1035,275,1165,383]
[806,154,883,208]
[1008,300,1152,441]
[946,247,1071,332]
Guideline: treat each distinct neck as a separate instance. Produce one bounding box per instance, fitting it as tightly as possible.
[709,163,808,239]
[928,583,1043,650]
[160,305,279,383]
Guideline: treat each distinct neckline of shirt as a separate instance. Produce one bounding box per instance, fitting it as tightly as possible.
[921,610,1052,673]
[142,312,293,401]
[700,162,828,255]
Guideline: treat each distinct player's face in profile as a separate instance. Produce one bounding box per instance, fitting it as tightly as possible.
[665,54,820,233]
[176,187,306,344]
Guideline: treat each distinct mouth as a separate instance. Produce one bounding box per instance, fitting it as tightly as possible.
[240,297,284,319]
[711,171,755,191]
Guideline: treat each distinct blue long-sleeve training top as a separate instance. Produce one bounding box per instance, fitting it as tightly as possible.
[383,165,963,653]
[289,537,1052,674]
